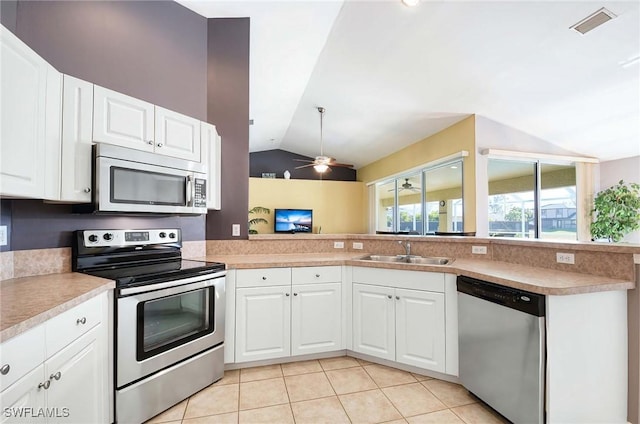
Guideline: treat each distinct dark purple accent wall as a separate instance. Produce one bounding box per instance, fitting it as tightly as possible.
[0,200,12,252]
[0,1,18,33]
[13,0,208,120]
[8,200,204,250]
[205,18,250,240]
[250,149,357,181]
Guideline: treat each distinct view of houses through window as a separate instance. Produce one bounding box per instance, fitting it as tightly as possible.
[488,159,577,240]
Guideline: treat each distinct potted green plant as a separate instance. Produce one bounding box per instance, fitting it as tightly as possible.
[248,206,271,234]
[590,180,640,242]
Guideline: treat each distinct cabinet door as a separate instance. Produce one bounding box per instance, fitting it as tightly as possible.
[60,75,94,202]
[201,122,221,210]
[291,283,342,356]
[154,106,201,161]
[93,85,154,151]
[236,286,291,363]
[395,288,445,372]
[352,283,395,361]
[45,326,107,424]
[0,26,48,198]
[0,366,46,424]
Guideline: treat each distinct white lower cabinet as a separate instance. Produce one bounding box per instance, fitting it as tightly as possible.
[352,284,395,361]
[0,293,109,424]
[235,286,291,363]
[352,267,447,374]
[291,283,342,356]
[234,267,343,363]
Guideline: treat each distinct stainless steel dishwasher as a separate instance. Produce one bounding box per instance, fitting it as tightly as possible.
[457,276,546,424]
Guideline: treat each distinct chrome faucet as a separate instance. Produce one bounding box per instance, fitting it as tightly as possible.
[398,240,411,257]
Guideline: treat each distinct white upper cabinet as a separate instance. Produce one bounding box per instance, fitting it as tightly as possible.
[60,75,94,202]
[0,25,61,200]
[93,85,154,152]
[201,122,221,210]
[155,106,201,162]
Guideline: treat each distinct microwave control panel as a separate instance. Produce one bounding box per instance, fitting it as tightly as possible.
[194,178,206,208]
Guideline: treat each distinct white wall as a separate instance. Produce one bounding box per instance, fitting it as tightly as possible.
[598,156,640,244]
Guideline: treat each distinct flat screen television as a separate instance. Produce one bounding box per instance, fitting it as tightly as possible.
[274,209,313,233]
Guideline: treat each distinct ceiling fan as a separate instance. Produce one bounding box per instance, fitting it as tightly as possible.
[294,107,354,173]
[389,178,421,192]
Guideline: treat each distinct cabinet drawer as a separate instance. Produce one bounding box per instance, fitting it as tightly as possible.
[236,268,291,288]
[352,267,445,293]
[291,266,341,284]
[45,295,103,356]
[0,325,45,392]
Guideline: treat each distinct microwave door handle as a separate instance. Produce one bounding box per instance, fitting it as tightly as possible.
[186,175,193,207]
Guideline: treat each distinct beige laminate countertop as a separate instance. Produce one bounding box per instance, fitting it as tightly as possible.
[0,273,114,342]
[202,253,635,296]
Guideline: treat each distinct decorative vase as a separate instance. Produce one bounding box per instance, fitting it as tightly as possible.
[284,170,291,180]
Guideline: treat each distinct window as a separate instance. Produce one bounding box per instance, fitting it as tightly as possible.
[374,160,463,234]
[487,159,576,240]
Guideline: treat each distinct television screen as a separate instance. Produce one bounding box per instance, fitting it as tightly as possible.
[274,209,313,233]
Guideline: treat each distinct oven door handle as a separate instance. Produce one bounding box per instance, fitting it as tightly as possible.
[186,175,193,207]
[119,271,226,297]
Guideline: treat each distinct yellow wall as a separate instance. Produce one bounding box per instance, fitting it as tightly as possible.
[249,178,367,234]
[357,116,477,232]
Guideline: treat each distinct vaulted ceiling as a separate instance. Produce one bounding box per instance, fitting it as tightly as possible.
[178,0,640,169]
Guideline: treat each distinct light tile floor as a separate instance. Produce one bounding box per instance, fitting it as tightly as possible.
[145,357,508,424]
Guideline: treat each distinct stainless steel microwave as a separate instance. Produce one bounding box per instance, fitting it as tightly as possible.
[93,144,207,214]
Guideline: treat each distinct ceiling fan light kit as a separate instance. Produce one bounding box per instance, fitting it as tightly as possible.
[293,106,354,174]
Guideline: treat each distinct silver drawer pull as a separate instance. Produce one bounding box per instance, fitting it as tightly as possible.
[0,364,9,375]
[50,372,62,381]
[396,296,400,300]
[285,293,290,297]
[147,140,154,145]
[76,317,87,325]
[387,295,392,299]
[38,380,50,390]
[83,187,91,193]
[315,274,320,277]
[157,143,163,148]
[262,276,267,280]
[293,293,298,296]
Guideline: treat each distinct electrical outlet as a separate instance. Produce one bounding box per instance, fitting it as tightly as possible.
[0,225,7,246]
[334,241,344,249]
[472,245,487,255]
[556,252,575,264]
[353,242,364,250]
[232,224,240,237]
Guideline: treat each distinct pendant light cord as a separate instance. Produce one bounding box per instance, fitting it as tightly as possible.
[318,106,325,157]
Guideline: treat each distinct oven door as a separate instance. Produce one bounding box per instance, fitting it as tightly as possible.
[116,273,225,388]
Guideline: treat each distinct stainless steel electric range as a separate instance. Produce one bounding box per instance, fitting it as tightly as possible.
[73,229,226,424]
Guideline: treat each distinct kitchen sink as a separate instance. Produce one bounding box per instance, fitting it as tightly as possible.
[359,255,454,265]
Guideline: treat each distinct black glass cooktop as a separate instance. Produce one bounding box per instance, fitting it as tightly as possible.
[84,259,225,288]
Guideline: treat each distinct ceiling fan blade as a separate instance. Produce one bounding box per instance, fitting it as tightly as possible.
[295,164,315,169]
[329,162,354,168]
[293,159,314,163]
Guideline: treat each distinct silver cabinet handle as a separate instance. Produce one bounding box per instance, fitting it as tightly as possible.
[285,293,290,297]
[0,364,9,375]
[38,380,50,390]
[293,293,298,296]
[395,296,400,300]
[387,295,392,299]
[147,140,153,145]
[83,187,91,193]
[262,276,267,280]
[157,143,163,148]
[50,372,62,381]
[315,274,320,277]
[76,317,87,325]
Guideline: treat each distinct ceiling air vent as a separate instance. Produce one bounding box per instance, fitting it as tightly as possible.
[570,7,617,35]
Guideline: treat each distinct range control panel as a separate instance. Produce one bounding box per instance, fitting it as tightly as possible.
[82,229,180,247]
